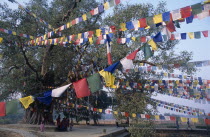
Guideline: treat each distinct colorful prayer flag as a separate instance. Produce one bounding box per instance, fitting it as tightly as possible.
[73,78,91,98]
[0,102,6,117]
[87,73,102,93]
[19,96,34,109]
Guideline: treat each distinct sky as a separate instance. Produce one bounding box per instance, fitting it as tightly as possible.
[1,0,210,115]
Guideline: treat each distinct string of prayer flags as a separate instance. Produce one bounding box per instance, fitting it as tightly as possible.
[19,96,34,109]
[0,102,6,117]
[73,78,91,98]
[87,73,103,93]
[6,100,18,115]
[0,28,34,39]
[51,83,71,97]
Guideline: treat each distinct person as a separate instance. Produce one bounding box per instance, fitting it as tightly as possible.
[116,120,119,128]
[40,118,45,132]
[60,118,67,131]
[67,118,70,131]
[187,118,192,130]
[176,118,179,130]
[69,119,73,131]
[56,115,61,128]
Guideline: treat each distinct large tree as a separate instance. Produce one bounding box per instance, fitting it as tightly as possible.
[0,0,196,135]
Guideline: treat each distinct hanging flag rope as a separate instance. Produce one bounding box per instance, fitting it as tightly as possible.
[0,27,34,39]
[8,0,54,30]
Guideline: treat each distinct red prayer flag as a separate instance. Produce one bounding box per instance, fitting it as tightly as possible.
[166,21,176,32]
[110,26,116,33]
[170,116,176,121]
[73,78,91,98]
[71,20,76,25]
[139,18,147,28]
[205,119,210,125]
[117,38,121,44]
[93,108,97,112]
[140,36,146,43]
[181,6,192,18]
[126,49,139,60]
[145,114,150,119]
[90,10,94,16]
[170,34,175,40]
[88,31,94,38]
[202,31,208,37]
[125,112,129,117]
[115,0,120,5]
[0,102,6,117]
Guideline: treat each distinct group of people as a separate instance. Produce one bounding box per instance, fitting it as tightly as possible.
[56,115,73,131]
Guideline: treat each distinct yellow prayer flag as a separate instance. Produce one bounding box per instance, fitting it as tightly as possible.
[0,37,3,43]
[188,32,194,39]
[82,14,87,21]
[67,22,71,28]
[181,117,187,122]
[19,96,34,109]
[120,23,127,31]
[12,31,17,35]
[104,2,109,10]
[155,115,160,120]
[153,14,163,24]
[145,26,150,29]
[29,36,34,39]
[132,113,136,118]
[148,39,158,51]
[204,0,210,4]
[98,109,103,113]
[99,70,116,88]
[169,90,173,94]
[191,118,198,123]
[131,37,136,41]
[89,37,93,44]
[78,33,82,39]
[113,111,118,115]
[96,29,101,37]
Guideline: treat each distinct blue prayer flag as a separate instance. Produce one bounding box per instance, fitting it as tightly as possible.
[181,33,187,39]
[104,61,120,73]
[186,15,194,24]
[153,32,163,42]
[162,12,170,21]
[126,21,135,30]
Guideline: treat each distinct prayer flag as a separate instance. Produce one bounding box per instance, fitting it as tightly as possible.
[153,14,163,24]
[98,5,104,13]
[93,7,99,15]
[73,78,91,98]
[0,37,3,43]
[106,34,112,65]
[194,31,201,39]
[202,31,208,37]
[37,91,52,105]
[104,61,120,73]
[191,118,198,123]
[99,70,116,88]
[51,84,71,97]
[104,2,109,10]
[153,32,163,42]
[166,20,176,32]
[191,3,202,15]
[120,49,139,70]
[181,117,187,122]
[87,73,102,93]
[139,18,147,28]
[140,36,147,43]
[181,33,187,39]
[126,21,134,30]
[171,9,181,21]
[96,29,101,37]
[148,39,157,51]
[132,113,136,118]
[186,15,194,24]
[162,12,170,21]
[120,23,127,31]
[197,11,209,20]
[165,116,170,120]
[109,0,115,7]
[19,96,34,109]
[146,16,154,27]
[82,14,87,21]
[155,115,160,120]
[126,49,139,60]
[141,44,153,59]
[170,116,176,121]
[6,100,18,115]
[188,32,194,39]
[181,6,192,18]
[0,102,6,117]
[115,0,120,5]
[132,20,140,30]
[140,114,146,118]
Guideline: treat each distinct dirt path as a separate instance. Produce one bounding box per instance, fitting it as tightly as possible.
[0,127,37,137]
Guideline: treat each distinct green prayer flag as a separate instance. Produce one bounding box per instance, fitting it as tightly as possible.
[146,16,154,27]
[141,44,153,60]
[6,100,18,115]
[194,31,201,39]
[93,37,97,44]
[174,20,180,28]
[86,12,92,19]
[191,3,202,15]
[109,0,115,7]
[87,73,102,93]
